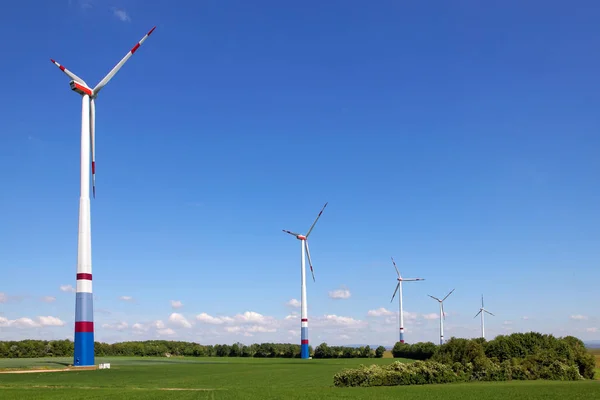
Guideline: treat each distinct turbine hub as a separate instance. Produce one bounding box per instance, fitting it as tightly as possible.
[297,235,307,240]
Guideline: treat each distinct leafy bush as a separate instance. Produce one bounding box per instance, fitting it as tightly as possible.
[334,361,465,387]
[335,332,593,387]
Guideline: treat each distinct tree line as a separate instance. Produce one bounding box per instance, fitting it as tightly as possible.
[0,340,384,359]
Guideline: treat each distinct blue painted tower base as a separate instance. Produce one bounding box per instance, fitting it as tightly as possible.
[74,331,95,366]
[301,343,309,359]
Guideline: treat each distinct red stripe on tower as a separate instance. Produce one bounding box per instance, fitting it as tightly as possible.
[77,273,92,280]
[75,321,94,332]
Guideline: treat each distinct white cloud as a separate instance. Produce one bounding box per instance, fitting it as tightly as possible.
[170,300,183,309]
[119,296,134,302]
[157,328,176,336]
[339,334,350,340]
[41,296,56,303]
[586,327,598,333]
[503,320,513,326]
[422,313,438,320]
[328,287,351,300]
[285,313,298,320]
[153,320,166,330]
[168,313,192,329]
[286,299,301,308]
[196,312,230,325]
[234,311,269,324]
[246,325,276,333]
[522,316,530,320]
[112,8,131,22]
[570,315,588,321]
[323,314,362,326]
[102,321,129,331]
[367,307,394,317]
[0,316,65,328]
[60,285,75,293]
[132,323,147,333]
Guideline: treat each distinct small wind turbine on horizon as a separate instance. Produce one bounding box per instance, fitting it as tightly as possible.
[389,257,424,344]
[50,27,156,367]
[428,289,455,345]
[474,294,495,339]
[283,202,328,360]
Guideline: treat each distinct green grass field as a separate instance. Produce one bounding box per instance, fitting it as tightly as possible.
[0,357,598,399]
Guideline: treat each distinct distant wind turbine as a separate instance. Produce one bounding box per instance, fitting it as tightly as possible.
[474,294,495,339]
[428,289,455,345]
[389,257,424,344]
[283,202,328,359]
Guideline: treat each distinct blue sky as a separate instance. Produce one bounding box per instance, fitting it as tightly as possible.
[0,0,599,345]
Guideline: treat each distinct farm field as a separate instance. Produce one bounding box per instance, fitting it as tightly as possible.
[0,357,598,399]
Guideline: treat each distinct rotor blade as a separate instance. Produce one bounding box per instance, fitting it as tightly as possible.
[442,288,455,302]
[390,282,400,303]
[428,295,441,302]
[93,26,156,96]
[484,310,495,316]
[282,229,300,237]
[474,310,482,318]
[90,98,96,198]
[305,202,328,238]
[305,240,315,282]
[442,303,446,320]
[482,294,484,308]
[402,278,425,281]
[50,59,88,86]
[391,257,400,278]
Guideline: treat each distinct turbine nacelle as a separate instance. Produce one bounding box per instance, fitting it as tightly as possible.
[70,80,93,97]
[296,235,307,241]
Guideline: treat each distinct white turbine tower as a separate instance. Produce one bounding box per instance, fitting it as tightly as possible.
[50,26,156,367]
[474,294,495,339]
[283,202,328,359]
[389,257,424,344]
[428,289,455,345]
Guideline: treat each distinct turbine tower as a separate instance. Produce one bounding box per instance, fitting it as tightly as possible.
[474,294,495,339]
[389,257,424,344]
[283,202,328,359]
[428,289,455,345]
[50,27,156,367]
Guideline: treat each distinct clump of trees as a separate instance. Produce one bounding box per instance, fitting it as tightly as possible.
[392,341,437,360]
[313,343,386,359]
[334,332,596,387]
[0,340,385,360]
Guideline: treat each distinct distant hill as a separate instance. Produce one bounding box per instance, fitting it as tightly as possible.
[584,340,600,349]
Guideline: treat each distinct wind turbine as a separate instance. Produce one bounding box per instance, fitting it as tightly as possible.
[50,27,156,367]
[428,289,455,345]
[389,257,424,344]
[283,202,328,359]
[474,294,495,339]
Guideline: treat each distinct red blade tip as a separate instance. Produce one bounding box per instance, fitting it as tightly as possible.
[50,59,55,63]
[148,26,156,35]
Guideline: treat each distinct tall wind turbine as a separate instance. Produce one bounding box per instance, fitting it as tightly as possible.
[283,202,328,359]
[389,257,424,344]
[474,294,495,339]
[428,289,455,345]
[50,27,156,367]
